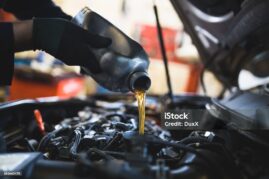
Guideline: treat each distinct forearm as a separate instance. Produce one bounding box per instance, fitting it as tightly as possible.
[13,20,33,52]
[2,0,71,20]
[0,22,14,85]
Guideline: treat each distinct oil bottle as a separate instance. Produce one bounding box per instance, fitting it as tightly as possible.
[72,7,151,93]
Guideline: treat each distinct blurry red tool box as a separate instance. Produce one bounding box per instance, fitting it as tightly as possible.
[9,67,85,100]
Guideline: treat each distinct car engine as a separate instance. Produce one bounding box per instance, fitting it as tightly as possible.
[1,92,269,179]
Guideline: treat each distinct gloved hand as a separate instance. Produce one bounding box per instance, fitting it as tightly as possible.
[32,18,111,73]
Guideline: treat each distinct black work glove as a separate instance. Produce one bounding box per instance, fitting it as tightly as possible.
[32,18,112,73]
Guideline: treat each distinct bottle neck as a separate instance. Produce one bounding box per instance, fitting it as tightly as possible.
[129,72,151,92]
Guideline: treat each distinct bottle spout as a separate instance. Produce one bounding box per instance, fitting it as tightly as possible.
[129,72,151,92]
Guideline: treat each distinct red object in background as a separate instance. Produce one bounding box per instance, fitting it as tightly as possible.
[9,75,85,100]
[34,109,45,136]
[185,62,203,93]
[139,24,179,61]
[174,58,202,93]
[0,9,15,21]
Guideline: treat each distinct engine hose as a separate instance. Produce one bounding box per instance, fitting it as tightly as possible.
[145,138,225,179]
[37,127,68,152]
[70,130,82,159]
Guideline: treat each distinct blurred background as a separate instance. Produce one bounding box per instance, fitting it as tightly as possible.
[0,0,223,102]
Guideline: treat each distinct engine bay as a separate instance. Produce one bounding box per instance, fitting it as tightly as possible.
[1,93,269,179]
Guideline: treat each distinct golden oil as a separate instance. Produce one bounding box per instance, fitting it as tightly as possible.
[134,90,146,135]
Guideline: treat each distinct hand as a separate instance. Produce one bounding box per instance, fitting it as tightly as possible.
[32,18,111,73]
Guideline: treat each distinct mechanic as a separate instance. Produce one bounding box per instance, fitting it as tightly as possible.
[0,0,112,86]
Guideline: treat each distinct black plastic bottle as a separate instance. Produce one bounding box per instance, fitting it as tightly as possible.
[72,7,151,93]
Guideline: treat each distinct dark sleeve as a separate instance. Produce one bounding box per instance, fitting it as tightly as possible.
[0,23,14,85]
[2,0,71,20]
[0,0,4,8]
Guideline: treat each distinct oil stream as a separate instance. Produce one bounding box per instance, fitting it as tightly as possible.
[134,90,146,135]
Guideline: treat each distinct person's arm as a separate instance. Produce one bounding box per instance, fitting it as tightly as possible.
[2,0,71,20]
[0,17,111,86]
[0,19,111,86]
[0,20,32,86]
[0,23,14,85]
